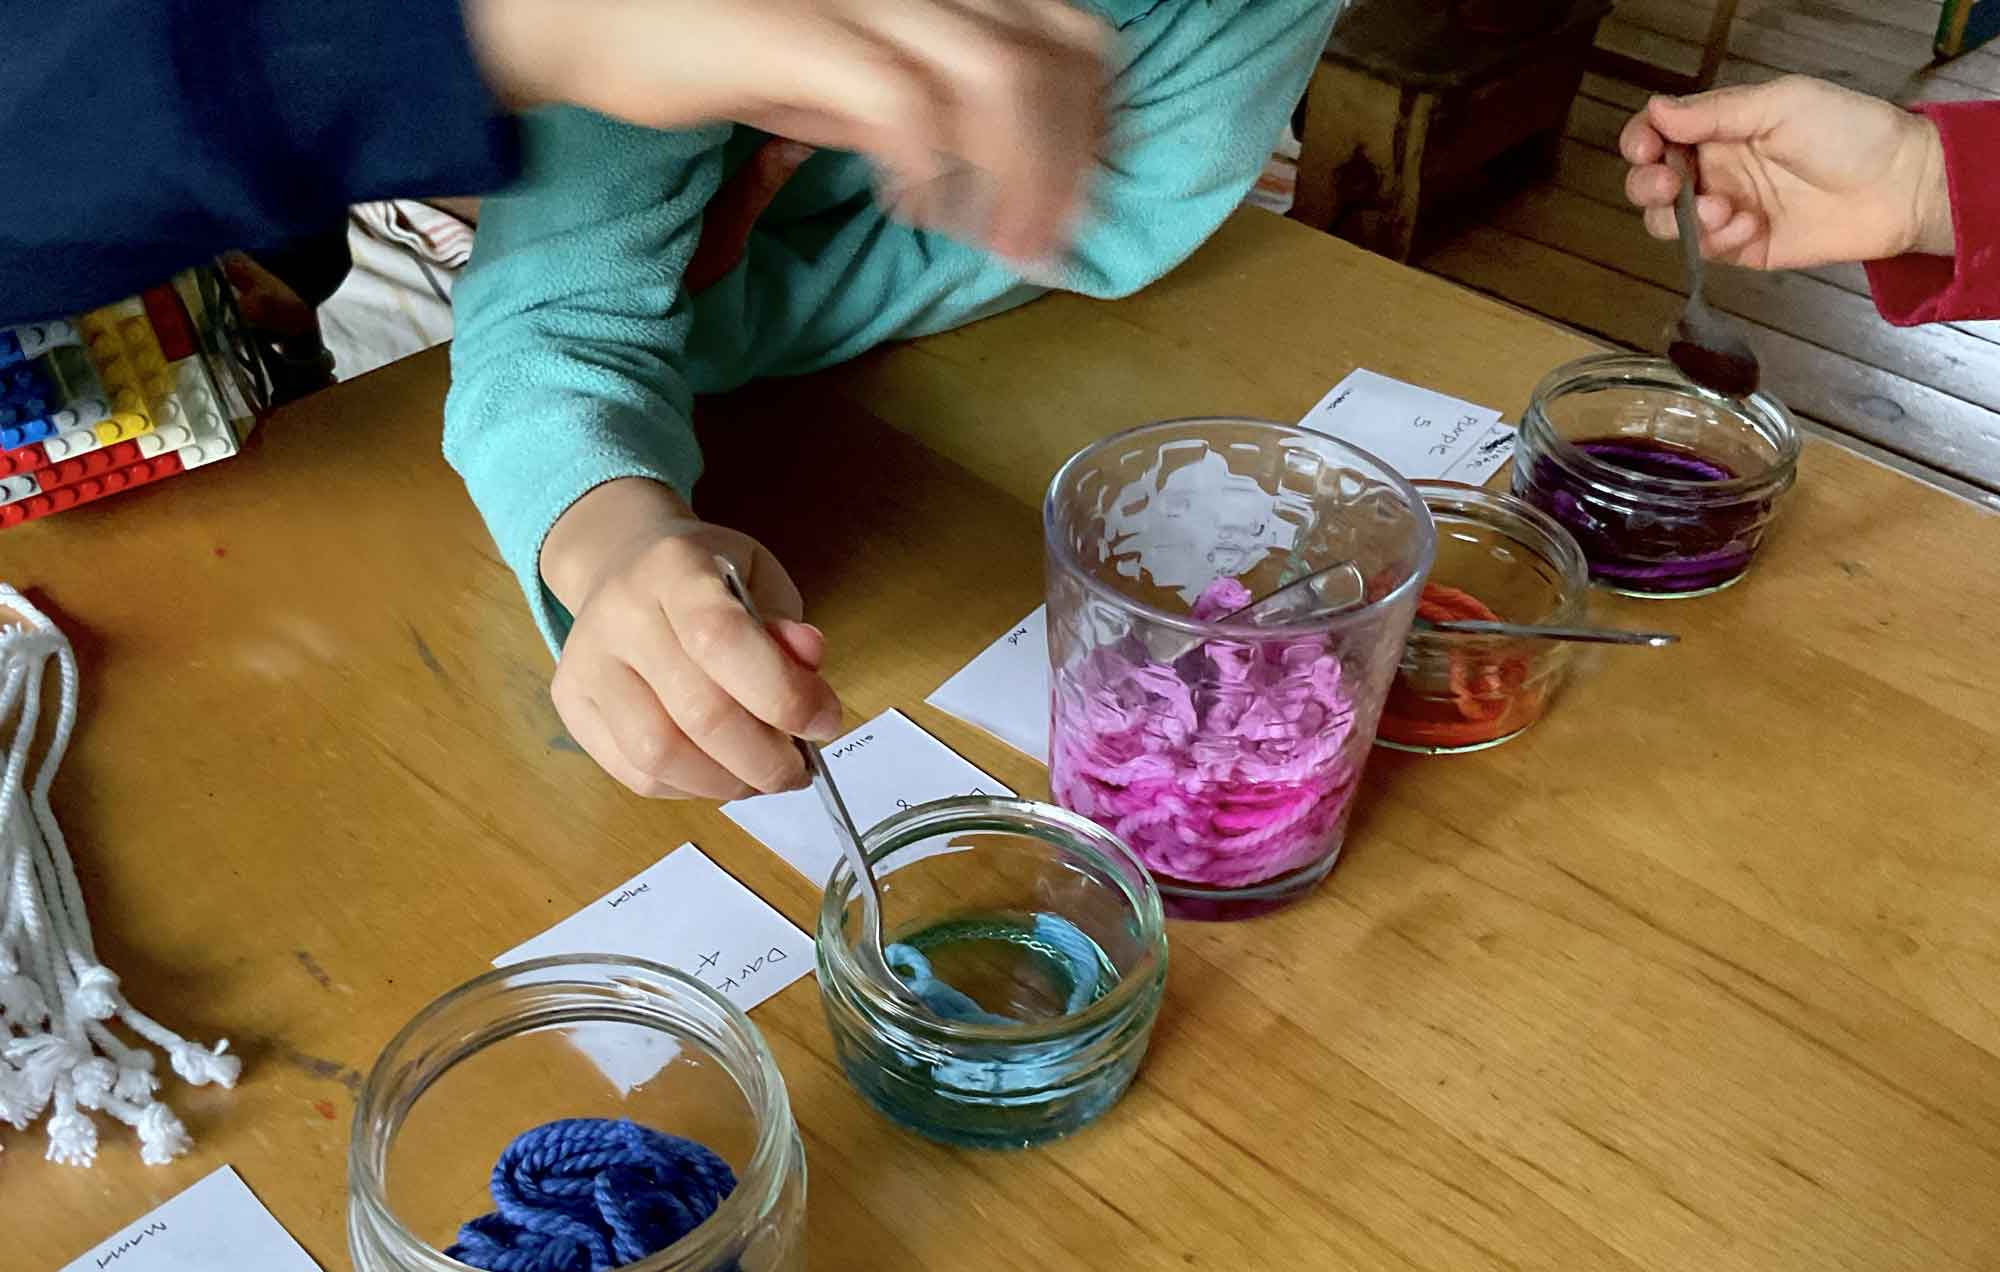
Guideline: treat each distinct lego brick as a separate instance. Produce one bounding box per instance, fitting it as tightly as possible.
[141,287,197,362]
[0,473,39,506]
[0,417,58,450]
[7,321,80,361]
[90,410,156,446]
[36,441,143,495]
[38,426,106,462]
[134,419,195,459]
[0,451,184,529]
[0,443,47,478]
[172,359,239,469]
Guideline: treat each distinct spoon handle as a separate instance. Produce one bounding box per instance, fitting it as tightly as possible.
[1418,618,1679,647]
[1667,146,1706,307]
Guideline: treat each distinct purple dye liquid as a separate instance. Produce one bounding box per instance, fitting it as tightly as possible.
[1514,436,1773,595]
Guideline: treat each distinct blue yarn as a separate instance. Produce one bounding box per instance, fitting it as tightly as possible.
[885,913,1103,1025]
[447,1118,736,1272]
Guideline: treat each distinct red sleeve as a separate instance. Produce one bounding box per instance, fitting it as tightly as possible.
[1865,101,2000,326]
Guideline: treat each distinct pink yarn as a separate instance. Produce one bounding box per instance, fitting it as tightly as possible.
[1050,579,1361,888]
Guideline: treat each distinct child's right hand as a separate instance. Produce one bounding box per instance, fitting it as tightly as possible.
[539,478,844,800]
[1620,75,1953,269]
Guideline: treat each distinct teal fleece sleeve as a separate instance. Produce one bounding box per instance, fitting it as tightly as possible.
[442,111,733,649]
[447,0,1344,651]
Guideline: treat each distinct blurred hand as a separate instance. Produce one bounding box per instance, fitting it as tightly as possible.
[1619,75,1952,269]
[539,478,843,799]
[464,0,1110,266]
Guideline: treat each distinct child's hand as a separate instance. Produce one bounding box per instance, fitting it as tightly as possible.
[540,478,844,799]
[1620,75,1952,269]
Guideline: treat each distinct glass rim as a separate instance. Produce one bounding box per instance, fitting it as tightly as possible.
[1522,353,1801,502]
[1406,479,1589,639]
[817,795,1169,1042]
[347,954,794,1272]
[1041,415,1439,638]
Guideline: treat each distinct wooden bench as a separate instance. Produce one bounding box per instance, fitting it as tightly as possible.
[1291,0,1614,261]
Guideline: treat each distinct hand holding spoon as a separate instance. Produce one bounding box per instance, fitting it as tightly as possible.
[715,558,925,1011]
[1665,147,1761,399]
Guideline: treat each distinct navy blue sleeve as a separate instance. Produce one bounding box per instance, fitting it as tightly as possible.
[0,0,521,323]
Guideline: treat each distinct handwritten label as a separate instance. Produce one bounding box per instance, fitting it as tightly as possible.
[63,1167,321,1272]
[495,844,812,1091]
[722,708,1014,886]
[1297,368,1515,485]
[926,610,1051,764]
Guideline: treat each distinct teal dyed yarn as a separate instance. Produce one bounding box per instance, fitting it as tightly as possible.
[448,1118,735,1272]
[884,913,1105,1026]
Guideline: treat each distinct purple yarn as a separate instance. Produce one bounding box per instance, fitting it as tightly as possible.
[447,1119,736,1272]
[1517,437,1770,594]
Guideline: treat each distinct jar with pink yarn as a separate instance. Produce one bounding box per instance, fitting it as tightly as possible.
[1043,418,1435,920]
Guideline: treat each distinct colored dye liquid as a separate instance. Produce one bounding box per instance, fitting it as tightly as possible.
[1514,435,1772,596]
[833,912,1143,1149]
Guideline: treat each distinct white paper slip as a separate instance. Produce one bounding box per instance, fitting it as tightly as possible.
[722,708,1013,887]
[1298,368,1513,483]
[925,608,1051,763]
[63,1166,322,1272]
[495,844,813,1091]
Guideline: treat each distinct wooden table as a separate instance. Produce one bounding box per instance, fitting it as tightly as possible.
[9,210,2000,1271]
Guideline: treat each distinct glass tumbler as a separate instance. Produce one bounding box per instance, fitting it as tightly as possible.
[1043,417,1436,919]
[349,956,807,1272]
[818,796,1167,1150]
[1377,481,1589,753]
[1513,354,1800,597]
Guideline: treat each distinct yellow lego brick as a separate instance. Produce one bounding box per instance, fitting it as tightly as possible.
[92,412,155,445]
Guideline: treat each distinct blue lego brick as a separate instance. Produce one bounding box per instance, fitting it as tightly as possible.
[0,331,20,370]
[0,417,57,450]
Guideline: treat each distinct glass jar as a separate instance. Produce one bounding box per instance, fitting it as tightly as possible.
[1042,417,1436,918]
[1513,354,1800,598]
[817,797,1167,1150]
[349,956,806,1272]
[1377,481,1589,753]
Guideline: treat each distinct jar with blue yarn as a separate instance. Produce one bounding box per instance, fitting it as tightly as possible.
[816,796,1168,1149]
[348,956,806,1272]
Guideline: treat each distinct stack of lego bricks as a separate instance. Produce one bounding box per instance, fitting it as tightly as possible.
[0,282,247,530]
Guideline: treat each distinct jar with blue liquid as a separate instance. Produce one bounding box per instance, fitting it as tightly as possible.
[816,797,1168,1149]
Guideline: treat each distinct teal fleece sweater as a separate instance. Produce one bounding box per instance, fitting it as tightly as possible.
[445,0,1346,649]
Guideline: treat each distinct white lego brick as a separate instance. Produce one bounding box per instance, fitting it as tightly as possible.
[10,321,79,360]
[136,421,195,459]
[171,361,238,470]
[0,473,39,506]
[39,426,104,462]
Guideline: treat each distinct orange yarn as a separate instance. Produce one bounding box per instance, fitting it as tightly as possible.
[1378,583,1541,750]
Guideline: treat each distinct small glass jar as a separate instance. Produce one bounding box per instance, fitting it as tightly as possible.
[1042,417,1435,918]
[349,956,807,1272]
[817,797,1167,1150]
[1377,481,1589,753]
[1513,354,1799,598]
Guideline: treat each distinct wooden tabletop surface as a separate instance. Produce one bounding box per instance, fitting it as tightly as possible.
[7,210,2000,1271]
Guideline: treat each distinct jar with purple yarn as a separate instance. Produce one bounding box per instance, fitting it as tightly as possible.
[1512,354,1800,598]
[1042,418,1435,920]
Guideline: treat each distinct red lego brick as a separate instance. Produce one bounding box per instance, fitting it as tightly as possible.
[38,441,143,494]
[140,286,198,362]
[0,442,48,479]
[0,451,184,528]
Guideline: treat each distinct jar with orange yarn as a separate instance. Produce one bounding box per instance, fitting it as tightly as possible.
[1377,482,1589,754]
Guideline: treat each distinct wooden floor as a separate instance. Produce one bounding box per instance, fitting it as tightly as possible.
[1413,0,2000,511]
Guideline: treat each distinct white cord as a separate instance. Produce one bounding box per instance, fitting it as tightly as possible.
[0,586,239,1166]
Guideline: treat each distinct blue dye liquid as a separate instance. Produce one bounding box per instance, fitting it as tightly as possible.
[830,912,1152,1150]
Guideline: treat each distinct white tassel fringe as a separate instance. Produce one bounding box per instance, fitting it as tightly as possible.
[0,586,240,1166]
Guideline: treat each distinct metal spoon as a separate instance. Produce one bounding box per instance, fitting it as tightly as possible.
[1158,559,1368,661]
[1414,617,1678,647]
[1665,147,1760,399]
[714,558,924,1009]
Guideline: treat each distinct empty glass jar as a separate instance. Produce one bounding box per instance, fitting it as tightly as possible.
[1042,417,1435,918]
[348,956,806,1272]
[1513,354,1799,597]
